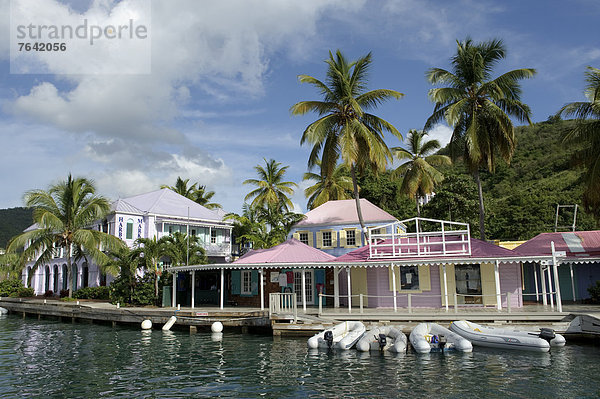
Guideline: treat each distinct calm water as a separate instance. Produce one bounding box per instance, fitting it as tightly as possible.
[0,314,599,398]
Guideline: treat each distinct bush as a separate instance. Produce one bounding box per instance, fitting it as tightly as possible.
[17,287,34,297]
[0,279,25,297]
[73,286,110,300]
[588,281,600,304]
[43,290,54,297]
[60,290,69,298]
[109,273,156,307]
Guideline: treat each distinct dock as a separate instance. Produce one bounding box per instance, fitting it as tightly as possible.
[2,297,599,338]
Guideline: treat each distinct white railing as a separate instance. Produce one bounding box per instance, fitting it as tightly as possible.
[315,291,549,315]
[369,217,471,259]
[269,293,297,322]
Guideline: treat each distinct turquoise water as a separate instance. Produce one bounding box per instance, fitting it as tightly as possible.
[0,315,599,398]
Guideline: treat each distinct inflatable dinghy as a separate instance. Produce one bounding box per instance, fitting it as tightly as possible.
[450,320,565,352]
[356,325,407,352]
[410,322,472,353]
[307,321,365,350]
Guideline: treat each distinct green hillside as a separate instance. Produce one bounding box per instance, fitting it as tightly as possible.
[359,119,600,240]
[0,207,33,249]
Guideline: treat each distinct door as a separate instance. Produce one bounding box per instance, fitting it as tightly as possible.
[294,270,314,305]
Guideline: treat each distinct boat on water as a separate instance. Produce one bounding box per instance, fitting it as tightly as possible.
[449,320,566,352]
[356,325,408,353]
[307,321,366,350]
[409,322,473,353]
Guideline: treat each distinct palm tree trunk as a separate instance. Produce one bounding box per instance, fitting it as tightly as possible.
[415,196,421,217]
[473,170,486,241]
[350,165,367,243]
[66,242,73,298]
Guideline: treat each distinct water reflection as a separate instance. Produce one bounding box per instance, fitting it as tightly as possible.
[1,315,600,398]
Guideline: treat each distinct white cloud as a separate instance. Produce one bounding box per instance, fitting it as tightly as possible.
[427,124,453,148]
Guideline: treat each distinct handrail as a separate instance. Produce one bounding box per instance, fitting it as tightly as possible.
[316,289,561,316]
[269,293,297,322]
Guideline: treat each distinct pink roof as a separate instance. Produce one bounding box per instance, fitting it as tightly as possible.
[334,238,519,263]
[295,199,397,227]
[514,231,600,257]
[234,238,336,264]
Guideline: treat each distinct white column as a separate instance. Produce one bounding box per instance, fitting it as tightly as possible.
[391,264,397,312]
[551,241,563,313]
[220,268,224,310]
[260,268,264,311]
[442,265,449,311]
[334,266,340,308]
[301,269,307,313]
[533,264,539,301]
[540,264,548,305]
[546,265,554,308]
[347,267,352,313]
[569,264,576,302]
[494,260,502,310]
[191,270,195,309]
[172,272,177,307]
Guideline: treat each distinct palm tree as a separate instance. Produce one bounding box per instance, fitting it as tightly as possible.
[161,177,197,198]
[195,185,222,210]
[0,252,24,280]
[425,38,536,240]
[303,161,353,210]
[7,174,125,297]
[243,158,297,212]
[558,66,600,217]
[161,232,207,266]
[161,178,222,209]
[104,246,142,304]
[291,50,403,238]
[392,129,451,216]
[132,236,169,301]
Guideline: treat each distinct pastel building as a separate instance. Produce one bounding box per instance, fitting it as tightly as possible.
[22,188,233,296]
[289,199,401,257]
[515,231,600,303]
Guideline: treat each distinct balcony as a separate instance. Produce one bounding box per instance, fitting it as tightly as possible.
[368,217,471,259]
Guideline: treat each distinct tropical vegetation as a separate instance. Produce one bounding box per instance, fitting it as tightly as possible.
[243,158,297,212]
[392,129,451,216]
[161,177,222,209]
[558,66,600,218]
[425,38,536,240]
[303,161,353,210]
[6,175,125,297]
[291,50,403,237]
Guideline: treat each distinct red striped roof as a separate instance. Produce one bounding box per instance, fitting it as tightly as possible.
[334,238,519,262]
[514,231,600,257]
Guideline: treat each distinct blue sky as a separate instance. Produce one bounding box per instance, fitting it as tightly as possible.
[1,0,599,215]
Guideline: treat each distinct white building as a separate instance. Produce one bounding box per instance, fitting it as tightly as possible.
[22,188,233,295]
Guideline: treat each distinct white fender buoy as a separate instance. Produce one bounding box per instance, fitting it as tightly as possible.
[162,316,177,331]
[211,332,223,342]
[211,321,223,333]
[141,319,152,330]
[0,307,8,315]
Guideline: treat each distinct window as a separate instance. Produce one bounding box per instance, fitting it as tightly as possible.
[400,266,420,290]
[346,230,356,246]
[211,229,217,244]
[299,232,309,245]
[241,270,252,294]
[126,219,134,239]
[322,231,332,247]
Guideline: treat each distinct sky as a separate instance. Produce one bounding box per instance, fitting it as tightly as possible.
[0,0,599,215]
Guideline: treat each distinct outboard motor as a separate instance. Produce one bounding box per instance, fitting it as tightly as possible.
[324,330,334,349]
[377,333,387,351]
[538,328,556,343]
[438,335,447,351]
